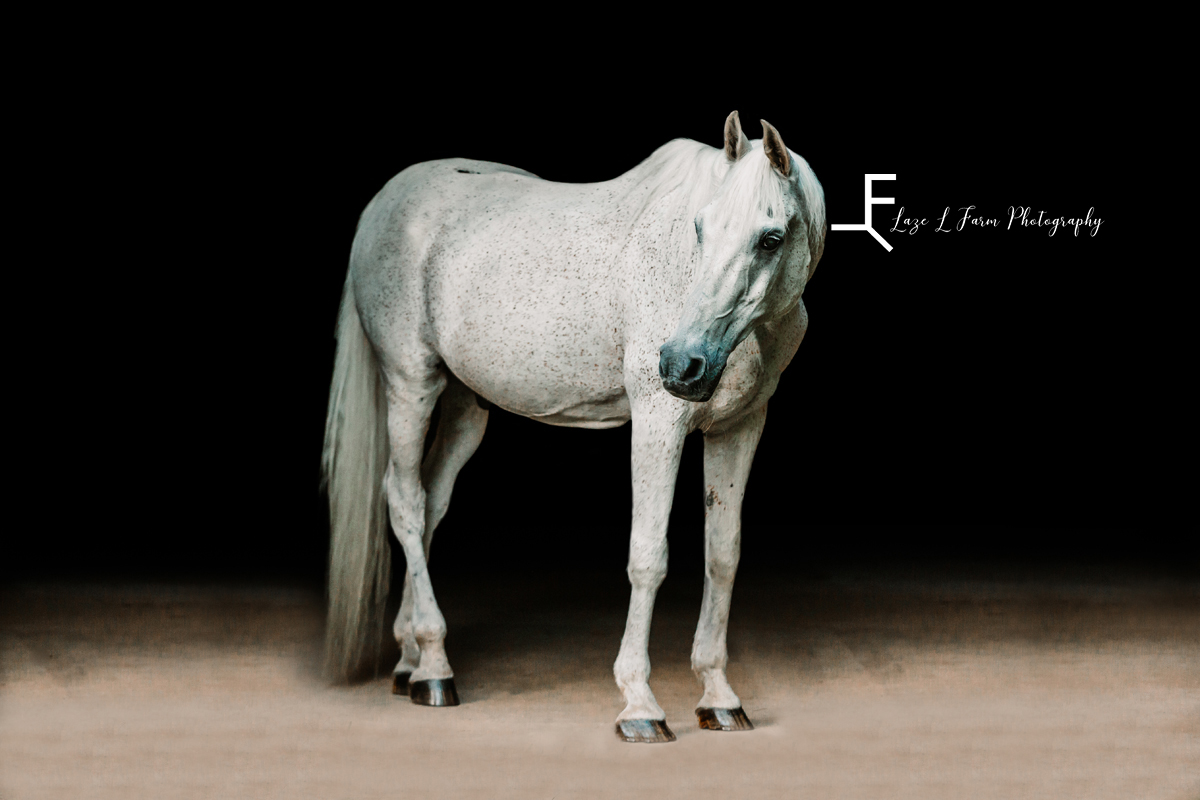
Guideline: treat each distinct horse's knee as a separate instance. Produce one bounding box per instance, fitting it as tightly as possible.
[627,559,667,591]
[628,563,667,587]
[705,551,739,585]
[627,532,668,588]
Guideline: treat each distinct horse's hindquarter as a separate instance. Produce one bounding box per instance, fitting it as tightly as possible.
[356,160,632,428]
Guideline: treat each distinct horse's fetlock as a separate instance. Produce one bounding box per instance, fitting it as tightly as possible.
[691,650,728,674]
[412,620,446,644]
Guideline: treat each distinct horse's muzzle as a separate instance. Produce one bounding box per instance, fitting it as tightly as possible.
[659,342,723,402]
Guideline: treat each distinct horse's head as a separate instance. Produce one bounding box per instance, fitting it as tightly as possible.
[659,112,826,402]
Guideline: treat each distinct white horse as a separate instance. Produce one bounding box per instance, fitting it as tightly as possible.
[322,111,826,742]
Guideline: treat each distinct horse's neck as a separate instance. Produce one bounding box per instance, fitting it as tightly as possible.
[617,142,725,289]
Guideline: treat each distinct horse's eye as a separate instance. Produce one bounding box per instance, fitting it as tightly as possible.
[759,233,783,251]
[694,218,703,243]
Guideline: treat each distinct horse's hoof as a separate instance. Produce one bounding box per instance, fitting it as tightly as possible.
[409,678,460,706]
[615,719,676,743]
[696,706,754,731]
[392,671,411,696]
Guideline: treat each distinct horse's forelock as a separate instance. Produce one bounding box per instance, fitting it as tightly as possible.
[708,144,826,275]
[710,147,800,235]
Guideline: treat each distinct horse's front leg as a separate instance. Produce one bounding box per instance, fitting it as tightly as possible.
[613,411,686,743]
[692,404,767,732]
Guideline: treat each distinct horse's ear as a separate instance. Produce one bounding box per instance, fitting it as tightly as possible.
[760,119,791,177]
[723,111,749,162]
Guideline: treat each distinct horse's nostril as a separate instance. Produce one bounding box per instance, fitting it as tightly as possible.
[680,357,705,383]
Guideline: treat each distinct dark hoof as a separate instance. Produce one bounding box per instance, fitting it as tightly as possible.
[615,719,676,743]
[696,707,754,731]
[392,671,411,696]
[409,678,460,706]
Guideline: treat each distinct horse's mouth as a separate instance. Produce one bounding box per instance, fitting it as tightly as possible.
[662,381,715,402]
[661,367,724,402]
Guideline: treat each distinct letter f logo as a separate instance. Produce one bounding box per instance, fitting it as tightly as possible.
[831,174,897,251]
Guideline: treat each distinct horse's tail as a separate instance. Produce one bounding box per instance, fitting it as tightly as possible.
[321,270,392,682]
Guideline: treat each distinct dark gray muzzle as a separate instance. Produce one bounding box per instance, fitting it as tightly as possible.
[659,340,726,402]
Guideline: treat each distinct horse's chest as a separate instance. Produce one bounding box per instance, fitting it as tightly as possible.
[698,305,806,427]
[703,335,773,422]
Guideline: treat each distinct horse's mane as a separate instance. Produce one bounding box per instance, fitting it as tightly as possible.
[630,139,727,225]
[624,137,826,269]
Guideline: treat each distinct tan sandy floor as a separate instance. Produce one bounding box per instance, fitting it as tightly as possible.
[2,568,1197,799]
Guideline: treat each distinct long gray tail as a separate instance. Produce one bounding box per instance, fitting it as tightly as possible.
[320,271,392,682]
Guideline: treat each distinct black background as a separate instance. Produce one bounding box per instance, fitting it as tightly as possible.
[12,53,1190,587]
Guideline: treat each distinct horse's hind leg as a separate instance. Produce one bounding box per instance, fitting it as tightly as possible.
[382,365,461,705]
[692,404,766,732]
[392,376,488,695]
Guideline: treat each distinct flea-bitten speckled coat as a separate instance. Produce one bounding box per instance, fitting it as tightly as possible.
[323,111,826,741]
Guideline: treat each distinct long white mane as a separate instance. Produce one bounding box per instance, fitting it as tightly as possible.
[623,137,826,268]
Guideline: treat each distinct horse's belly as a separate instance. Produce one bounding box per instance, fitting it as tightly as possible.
[441,333,631,428]
[520,393,631,429]
[433,273,630,428]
